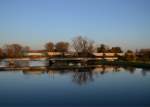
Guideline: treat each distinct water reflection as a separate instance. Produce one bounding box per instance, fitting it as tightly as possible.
[124,67,136,74]
[0,60,47,67]
[1,60,150,86]
[6,66,149,85]
[1,60,150,106]
[141,68,150,76]
[72,68,94,85]
[22,69,45,75]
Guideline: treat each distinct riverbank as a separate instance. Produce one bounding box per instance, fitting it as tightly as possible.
[100,60,150,69]
[1,58,150,69]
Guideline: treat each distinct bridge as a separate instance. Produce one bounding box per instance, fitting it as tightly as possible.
[1,57,119,68]
[48,57,103,66]
[49,57,102,61]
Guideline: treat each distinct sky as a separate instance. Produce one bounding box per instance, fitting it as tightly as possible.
[0,0,150,50]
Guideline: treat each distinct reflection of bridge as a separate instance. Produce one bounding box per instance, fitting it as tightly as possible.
[3,57,103,61]
[0,65,102,71]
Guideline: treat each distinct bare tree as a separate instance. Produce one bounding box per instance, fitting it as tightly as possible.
[45,42,54,52]
[72,36,94,55]
[55,41,69,52]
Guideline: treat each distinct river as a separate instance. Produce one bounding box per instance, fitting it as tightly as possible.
[0,60,150,106]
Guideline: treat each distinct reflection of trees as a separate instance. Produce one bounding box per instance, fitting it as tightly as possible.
[47,68,95,85]
[20,67,150,79]
[141,68,150,76]
[100,66,106,75]
[22,70,45,75]
[72,68,94,85]
[124,67,136,74]
[113,66,121,72]
[124,67,150,76]
[92,66,121,75]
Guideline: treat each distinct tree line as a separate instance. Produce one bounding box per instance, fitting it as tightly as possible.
[0,36,148,61]
[45,36,123,54]
[0,36,124,58]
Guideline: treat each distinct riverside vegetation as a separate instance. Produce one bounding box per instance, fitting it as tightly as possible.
[0,36,150,68]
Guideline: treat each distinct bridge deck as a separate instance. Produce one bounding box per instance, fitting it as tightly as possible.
[49,58,102,61]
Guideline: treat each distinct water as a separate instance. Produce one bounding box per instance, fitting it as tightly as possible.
[0,60,150,106]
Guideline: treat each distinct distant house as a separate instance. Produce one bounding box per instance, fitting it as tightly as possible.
[47,52,63,57]
[47,52,75,57]
[24,50,124,61]
[93,52,124,61]
[93,53,124,57]
[25,50,47,58]
[26,51,73,58]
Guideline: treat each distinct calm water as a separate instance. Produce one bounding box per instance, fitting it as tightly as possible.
[0,60,150,106]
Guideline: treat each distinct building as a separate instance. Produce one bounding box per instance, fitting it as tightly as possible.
[25,50,47,58]
[25,50,73,58]
[93,52,124,61]
[47,52,63,57]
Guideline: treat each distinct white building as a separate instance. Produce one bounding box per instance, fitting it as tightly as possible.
[93,52,124,61]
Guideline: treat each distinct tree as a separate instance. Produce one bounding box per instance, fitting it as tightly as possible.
[55,41,69,52]
[11,44,22,57]
[137,49,150,62]
[72,36,95,56]
[125,50,135,61]
[126,50,133,54]
[22,46,30,57]
[110,47,123,53]
[3,45,14,58]
[10,44,23,57]
[97,44,108,53]
[45,42,54,52]
[0,48,3,58]
[3,44,23,58]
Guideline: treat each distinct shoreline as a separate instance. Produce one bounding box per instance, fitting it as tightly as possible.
[1,58,150,70]
[100,60,150,69]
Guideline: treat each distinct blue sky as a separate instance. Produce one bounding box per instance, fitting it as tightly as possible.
[0,0,150,50]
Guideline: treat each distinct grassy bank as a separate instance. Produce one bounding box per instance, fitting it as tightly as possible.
[99,60,150,69]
